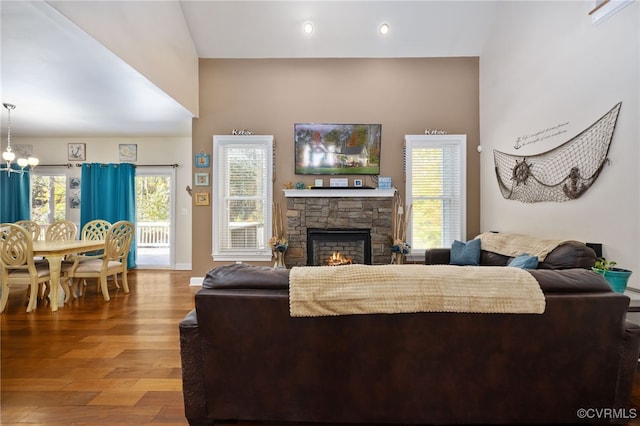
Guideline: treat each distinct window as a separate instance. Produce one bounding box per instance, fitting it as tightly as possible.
[405,134,466,255]
[31,167,69,234]
[212,135,273,261]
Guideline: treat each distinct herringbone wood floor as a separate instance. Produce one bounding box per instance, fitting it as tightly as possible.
[3,269,640,426]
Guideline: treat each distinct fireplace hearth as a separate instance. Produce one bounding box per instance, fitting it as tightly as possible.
[307,228,371,266]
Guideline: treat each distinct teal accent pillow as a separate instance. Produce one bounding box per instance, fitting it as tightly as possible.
[450,239,481,266]
[508,253,539,269]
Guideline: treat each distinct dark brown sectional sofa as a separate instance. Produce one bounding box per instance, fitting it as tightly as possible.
[180,240,640,425]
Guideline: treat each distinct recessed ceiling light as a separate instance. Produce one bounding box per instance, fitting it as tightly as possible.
[379,23,389,35]
[303,22,314,34]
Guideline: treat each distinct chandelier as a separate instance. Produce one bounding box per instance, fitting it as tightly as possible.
[2,103,38,175]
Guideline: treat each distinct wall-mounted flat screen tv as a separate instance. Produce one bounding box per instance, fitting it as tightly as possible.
[294,123,381,175]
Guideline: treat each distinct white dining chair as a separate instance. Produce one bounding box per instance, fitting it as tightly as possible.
[0,224,51,313]
[66,221,134,302]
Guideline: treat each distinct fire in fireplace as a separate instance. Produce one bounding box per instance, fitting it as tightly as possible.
[307,228,371,266]
[327,251,353,266]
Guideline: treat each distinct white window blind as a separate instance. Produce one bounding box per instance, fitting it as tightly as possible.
[212,135,273,261]
[405,134,466,253]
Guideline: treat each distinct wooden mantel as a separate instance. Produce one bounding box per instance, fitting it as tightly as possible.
[283,188,396,198]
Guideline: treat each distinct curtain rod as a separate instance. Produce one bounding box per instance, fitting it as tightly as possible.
[39,163,73,168]
[73,163,179,168]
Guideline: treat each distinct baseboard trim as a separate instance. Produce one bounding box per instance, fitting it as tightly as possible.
[190,277,204,286]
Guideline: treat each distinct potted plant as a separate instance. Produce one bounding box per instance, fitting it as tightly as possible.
[592,258,633,293]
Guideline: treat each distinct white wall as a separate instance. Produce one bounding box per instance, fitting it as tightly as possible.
[480,2,639,287]
[19,136,193,270]
[51,1,199,117]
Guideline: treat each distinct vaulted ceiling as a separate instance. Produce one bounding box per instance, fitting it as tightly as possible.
[1,1,499,138]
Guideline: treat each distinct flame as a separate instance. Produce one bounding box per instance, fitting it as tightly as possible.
[327,251,353,266]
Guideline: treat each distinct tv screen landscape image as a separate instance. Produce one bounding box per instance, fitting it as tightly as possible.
[294,123,381,175]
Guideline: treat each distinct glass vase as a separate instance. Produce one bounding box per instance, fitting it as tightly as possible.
[273,251,287,269]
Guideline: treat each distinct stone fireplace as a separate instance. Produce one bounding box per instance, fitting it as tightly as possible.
[284,188,395,267]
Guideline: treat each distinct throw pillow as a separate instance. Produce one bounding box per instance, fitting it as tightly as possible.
[450,239,481,266]
[508,253,539,270]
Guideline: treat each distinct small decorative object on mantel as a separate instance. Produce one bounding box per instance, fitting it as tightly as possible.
[378,176,392,189]
[295,181,306,189]
[270,202,288,269]
[284,181,294,189]
[424,128,447,135]
[389,192,412,264]
[494,102,621,203]
[231,129,253,135]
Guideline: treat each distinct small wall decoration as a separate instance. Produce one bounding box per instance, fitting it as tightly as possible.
[494,102,621,203]
[69,177,80,189]
[68,143,86,161]
[232,128,253,135]
[195,152,210,168]
[13,144,33,158]
[194,172,209,186]
[513,122,570,150]
[69,191,80,209]
[424,128,447,135]
[119,144,137,162]
[195,192,210,206]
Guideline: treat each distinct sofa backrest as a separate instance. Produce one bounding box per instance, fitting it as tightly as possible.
[480,240,597,269]
[203,262,290,289]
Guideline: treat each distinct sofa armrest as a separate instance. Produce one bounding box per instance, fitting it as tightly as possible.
[179,309,209,423]
[615,320,640,409]
[425,248,451,265]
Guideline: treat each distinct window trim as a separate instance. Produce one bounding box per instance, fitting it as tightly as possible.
[135,167,176,268]
[31,166,71,226]
[404,134,466,260]
[212,135,274,262]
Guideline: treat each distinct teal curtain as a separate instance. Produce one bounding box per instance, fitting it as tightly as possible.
[0,165,31,222]
[80,163,136,268]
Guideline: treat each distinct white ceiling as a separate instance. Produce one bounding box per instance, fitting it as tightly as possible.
[1,1,500,139]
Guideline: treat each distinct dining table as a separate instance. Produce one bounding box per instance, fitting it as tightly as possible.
[32,239,106,311]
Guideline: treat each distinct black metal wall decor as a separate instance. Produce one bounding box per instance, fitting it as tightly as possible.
[493,102,621,203]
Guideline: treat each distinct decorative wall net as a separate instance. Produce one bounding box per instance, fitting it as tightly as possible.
[493,102,621,203]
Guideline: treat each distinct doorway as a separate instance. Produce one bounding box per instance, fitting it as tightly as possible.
[135,167,176,268]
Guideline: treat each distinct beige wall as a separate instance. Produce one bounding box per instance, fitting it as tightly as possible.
[192,58,480,277]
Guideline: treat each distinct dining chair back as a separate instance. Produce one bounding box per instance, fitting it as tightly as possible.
[45,220,78,241]
[67,221,134,302]
[72,220,111,296]
[15,220,42,241]
[0,224,50,313]
[81,220,111,242]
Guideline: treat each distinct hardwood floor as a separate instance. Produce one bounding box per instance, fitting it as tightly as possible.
[3,269,640,426]
[1,269,196,425]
